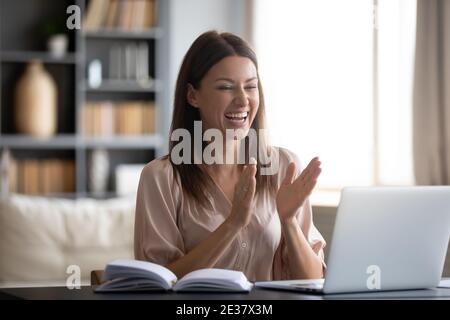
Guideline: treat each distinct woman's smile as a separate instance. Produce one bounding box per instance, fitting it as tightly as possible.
[224,111,249,127]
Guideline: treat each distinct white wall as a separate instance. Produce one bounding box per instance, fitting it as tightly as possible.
[164,0,248,134]
[168,0,247,82]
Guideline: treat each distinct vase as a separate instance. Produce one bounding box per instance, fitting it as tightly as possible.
[47,34,68,59]
[14,60,57,137]
[89,149,110,195]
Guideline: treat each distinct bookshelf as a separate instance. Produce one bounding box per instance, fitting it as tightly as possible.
[0,0,169,198]
[84,28,163,39]
[0,51,78,64]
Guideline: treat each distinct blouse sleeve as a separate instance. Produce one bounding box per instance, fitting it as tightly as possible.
[273,149,327,280]
[134,159,185,266]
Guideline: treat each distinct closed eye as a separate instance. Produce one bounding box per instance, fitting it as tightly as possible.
[217,85,257,90]
[217,86,233,90]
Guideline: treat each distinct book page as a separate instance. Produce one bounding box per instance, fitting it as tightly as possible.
[173,268,253,292]
[104,259,177,289]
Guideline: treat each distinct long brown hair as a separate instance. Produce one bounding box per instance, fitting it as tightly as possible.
[167,30,276,205]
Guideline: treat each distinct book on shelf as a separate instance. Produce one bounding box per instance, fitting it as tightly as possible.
[84,0,110,31]
[107,41,151,83]
[6,157,75,195]
[121,0,135,30]
[82,101,156,137]
[105,0,119,28]
[132,0,147,30]
[25,160,39,195]
[8,154,18,194]
[84,0,156,32]
[94,259,254,293]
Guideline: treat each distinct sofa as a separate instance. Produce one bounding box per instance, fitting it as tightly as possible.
[1,195,448,288]
[0,194,135,287]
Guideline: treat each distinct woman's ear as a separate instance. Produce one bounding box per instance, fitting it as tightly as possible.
[187,84,199,108]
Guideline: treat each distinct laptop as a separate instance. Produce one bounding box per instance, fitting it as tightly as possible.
[256,186,450,294]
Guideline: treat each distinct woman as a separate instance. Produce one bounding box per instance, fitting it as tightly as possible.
[134,30,326,281]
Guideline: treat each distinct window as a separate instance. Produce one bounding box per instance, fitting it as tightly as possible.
[253,0,416,204]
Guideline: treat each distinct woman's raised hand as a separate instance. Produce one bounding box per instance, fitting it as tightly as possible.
[276,157,322,223]
[228,158,257,229]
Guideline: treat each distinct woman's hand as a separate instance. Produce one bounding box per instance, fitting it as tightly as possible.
[276,157,322,223]
[227,158,257,229]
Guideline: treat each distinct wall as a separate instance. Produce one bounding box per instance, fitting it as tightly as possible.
[157,0,250,154]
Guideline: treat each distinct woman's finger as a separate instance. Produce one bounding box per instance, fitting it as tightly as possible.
[246,159,257,182]
[283,162,296,185]
[241,170,256,207]
[239,160,257,193]
[304,165,318,182]
[295,159,321,188]
[305,179,318,194]
[244,176,256,200]
[304,167,321,193]
[305,158,321,177]
[235,166,249,196]
[313,166,322,179]
[294,168,309,187]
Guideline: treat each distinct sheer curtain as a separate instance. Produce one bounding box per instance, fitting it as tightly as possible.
[252,0,416,203]
[377,0,416,185]
[413,0,450,185]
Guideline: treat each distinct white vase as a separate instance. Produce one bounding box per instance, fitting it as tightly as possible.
[89,149,110,194]
[14,60,57,137]
[47,34,68,59]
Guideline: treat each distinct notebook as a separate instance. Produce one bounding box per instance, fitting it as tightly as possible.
[94,259,253,292]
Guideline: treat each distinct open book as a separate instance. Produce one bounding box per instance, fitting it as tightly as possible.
[94,259,253,292]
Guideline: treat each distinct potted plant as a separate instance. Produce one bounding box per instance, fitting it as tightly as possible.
[40,18,69,58]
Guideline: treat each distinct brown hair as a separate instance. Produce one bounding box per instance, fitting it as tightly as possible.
[167,30,276,205]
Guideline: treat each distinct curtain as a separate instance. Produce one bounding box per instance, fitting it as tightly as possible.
[413,0,450,185]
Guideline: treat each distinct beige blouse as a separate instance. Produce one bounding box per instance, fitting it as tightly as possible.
[134,147,326,281]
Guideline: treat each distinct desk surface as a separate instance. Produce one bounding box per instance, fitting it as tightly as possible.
[1,286,450,300]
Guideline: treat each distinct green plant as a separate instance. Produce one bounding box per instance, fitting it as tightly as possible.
[40,17,67,38]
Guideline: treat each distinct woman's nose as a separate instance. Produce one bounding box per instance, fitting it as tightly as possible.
[234,88,249,107]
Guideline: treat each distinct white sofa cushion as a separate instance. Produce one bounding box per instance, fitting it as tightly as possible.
[0,194,135,287]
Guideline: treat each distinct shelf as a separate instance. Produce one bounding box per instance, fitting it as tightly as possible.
[75,191,125,199]
[81,135,163,149]
[7,192,80,199]
[82,79,162,93]
[0,134,164,149]
[84,28,163,40]
[0,135,77,149]
[4,192,122,200]
[0,51,78,64]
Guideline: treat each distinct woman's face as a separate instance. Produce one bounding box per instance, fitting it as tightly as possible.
[188,56,259,138]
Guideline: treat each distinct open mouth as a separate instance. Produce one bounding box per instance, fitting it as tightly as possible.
[224,111,249,123]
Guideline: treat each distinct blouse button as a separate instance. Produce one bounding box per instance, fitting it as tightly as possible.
[241,242,247,248]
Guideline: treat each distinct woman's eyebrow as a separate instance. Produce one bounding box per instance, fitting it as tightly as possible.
[214,77,258,83]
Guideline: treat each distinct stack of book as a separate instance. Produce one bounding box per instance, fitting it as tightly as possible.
[108,42,151,83]
[82,101,156,136]
[84,0,156,31]
[8,158,75,195]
